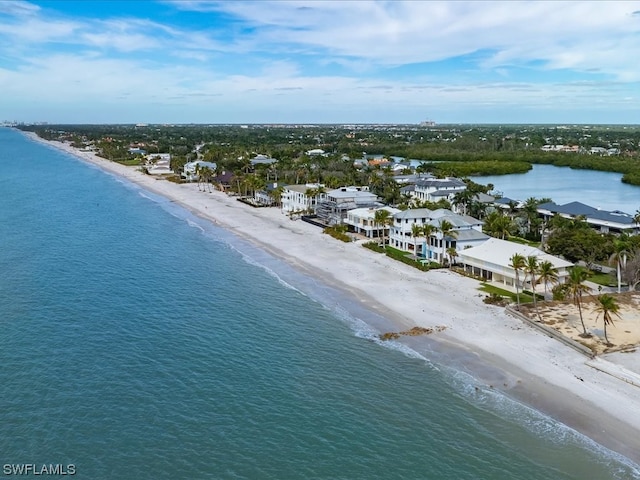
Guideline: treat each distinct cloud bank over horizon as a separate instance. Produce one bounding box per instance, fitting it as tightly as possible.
[1,0,639,124]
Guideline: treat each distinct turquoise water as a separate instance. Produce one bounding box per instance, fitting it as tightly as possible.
[473,165,640,213]
[1,128,639,479]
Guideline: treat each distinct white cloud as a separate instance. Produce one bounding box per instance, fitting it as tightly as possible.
[2,0,639,123]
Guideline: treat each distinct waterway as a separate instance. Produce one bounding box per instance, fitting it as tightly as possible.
[472,164,639,213]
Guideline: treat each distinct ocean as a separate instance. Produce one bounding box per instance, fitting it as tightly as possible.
[1,128,638,479]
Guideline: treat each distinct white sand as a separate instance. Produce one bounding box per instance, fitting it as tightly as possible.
[28,133,640,466]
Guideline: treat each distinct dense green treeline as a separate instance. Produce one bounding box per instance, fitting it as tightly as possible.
[18,123,640,185]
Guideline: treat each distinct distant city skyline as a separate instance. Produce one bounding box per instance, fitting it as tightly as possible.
[1,1,640,125]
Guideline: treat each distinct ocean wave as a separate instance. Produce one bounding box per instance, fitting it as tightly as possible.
[442,366,640,479]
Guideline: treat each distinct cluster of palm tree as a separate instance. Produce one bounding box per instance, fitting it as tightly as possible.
[607,232,640,293]
[508,254,559,312]
[483,197,549,241]
[408,220,458,264]
[373,209,393,248]
[509,259,625,344]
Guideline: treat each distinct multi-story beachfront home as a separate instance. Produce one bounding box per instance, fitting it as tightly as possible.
[254,182,283,207]
[345,206,401,238]
[457,238,573,295]
[537,201,640,235]
[316,186,381,226]
[410,177,467,204]
[389,208,488,262]
[182,160,217,182]
[280,183,327,215]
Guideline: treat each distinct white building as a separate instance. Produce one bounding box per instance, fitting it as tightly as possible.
[345,206,401,238]
[389,208,488,262]
[182,160,217,182]
[411,177,467,203]
[280,183,326,214]
[457,237,573,291]
[537,201,640,235]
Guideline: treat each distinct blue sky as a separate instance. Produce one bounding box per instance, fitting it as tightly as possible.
[1,0,640,124]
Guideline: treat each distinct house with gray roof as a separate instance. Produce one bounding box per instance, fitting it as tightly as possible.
[411,177,467,203]
[537,201,639,235]
[389,208,487,263]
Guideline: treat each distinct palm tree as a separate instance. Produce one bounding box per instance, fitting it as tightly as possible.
[524,256,541,318]
[634,208,640,226]
[453,189,474,215]
[437,219,457,264]
[536,260,558,299]
[373,209,391,248]
[421,224,437,260]
[566,266,591,337]
[509,253,526,310]
[593,294,621,346]
[446,246,458,268]
[522,197,540,236]
[609,236,630,294]
[411,223,423,259]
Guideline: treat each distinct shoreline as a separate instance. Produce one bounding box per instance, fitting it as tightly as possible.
[25,131,640,468]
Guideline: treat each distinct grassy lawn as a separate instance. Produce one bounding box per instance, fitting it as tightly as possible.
[506,236,540,247]
[116,158,143,166]
[479,282,534,303]
[589,270,618,287]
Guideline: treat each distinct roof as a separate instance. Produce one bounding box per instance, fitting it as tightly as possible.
[473,192,495,203]
[348,206,401,219]
[538,201,635,226]
[284,184,325,194]
[457,238,573,269]
[454,229,490,242]
[429,189,461,197]
[494,197,519,205]
[327,188,377,200]
[394,208,433,220]
[415,178,466,188]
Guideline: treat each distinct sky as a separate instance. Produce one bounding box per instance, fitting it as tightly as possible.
[1,0,640,125]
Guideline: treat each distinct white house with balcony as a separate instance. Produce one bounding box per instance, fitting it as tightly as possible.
[345,206,401,238]
[411,177,467,203]
[457,237,573,292]
[280,183,326,214]
[389,208,488,262]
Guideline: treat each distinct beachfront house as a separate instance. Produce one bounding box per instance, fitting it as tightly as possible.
[145,153,173,175]
[345,206,401,238]
[537,201,640,235]
[182,160,217,182]
[280,183,327,215]
[389,208,487,262]
[316,186,381,226]
[410,177,467,203]
[254,182,283,207]
[457,237,573,291]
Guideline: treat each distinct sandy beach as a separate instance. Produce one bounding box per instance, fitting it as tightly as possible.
[27,132,640,467]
